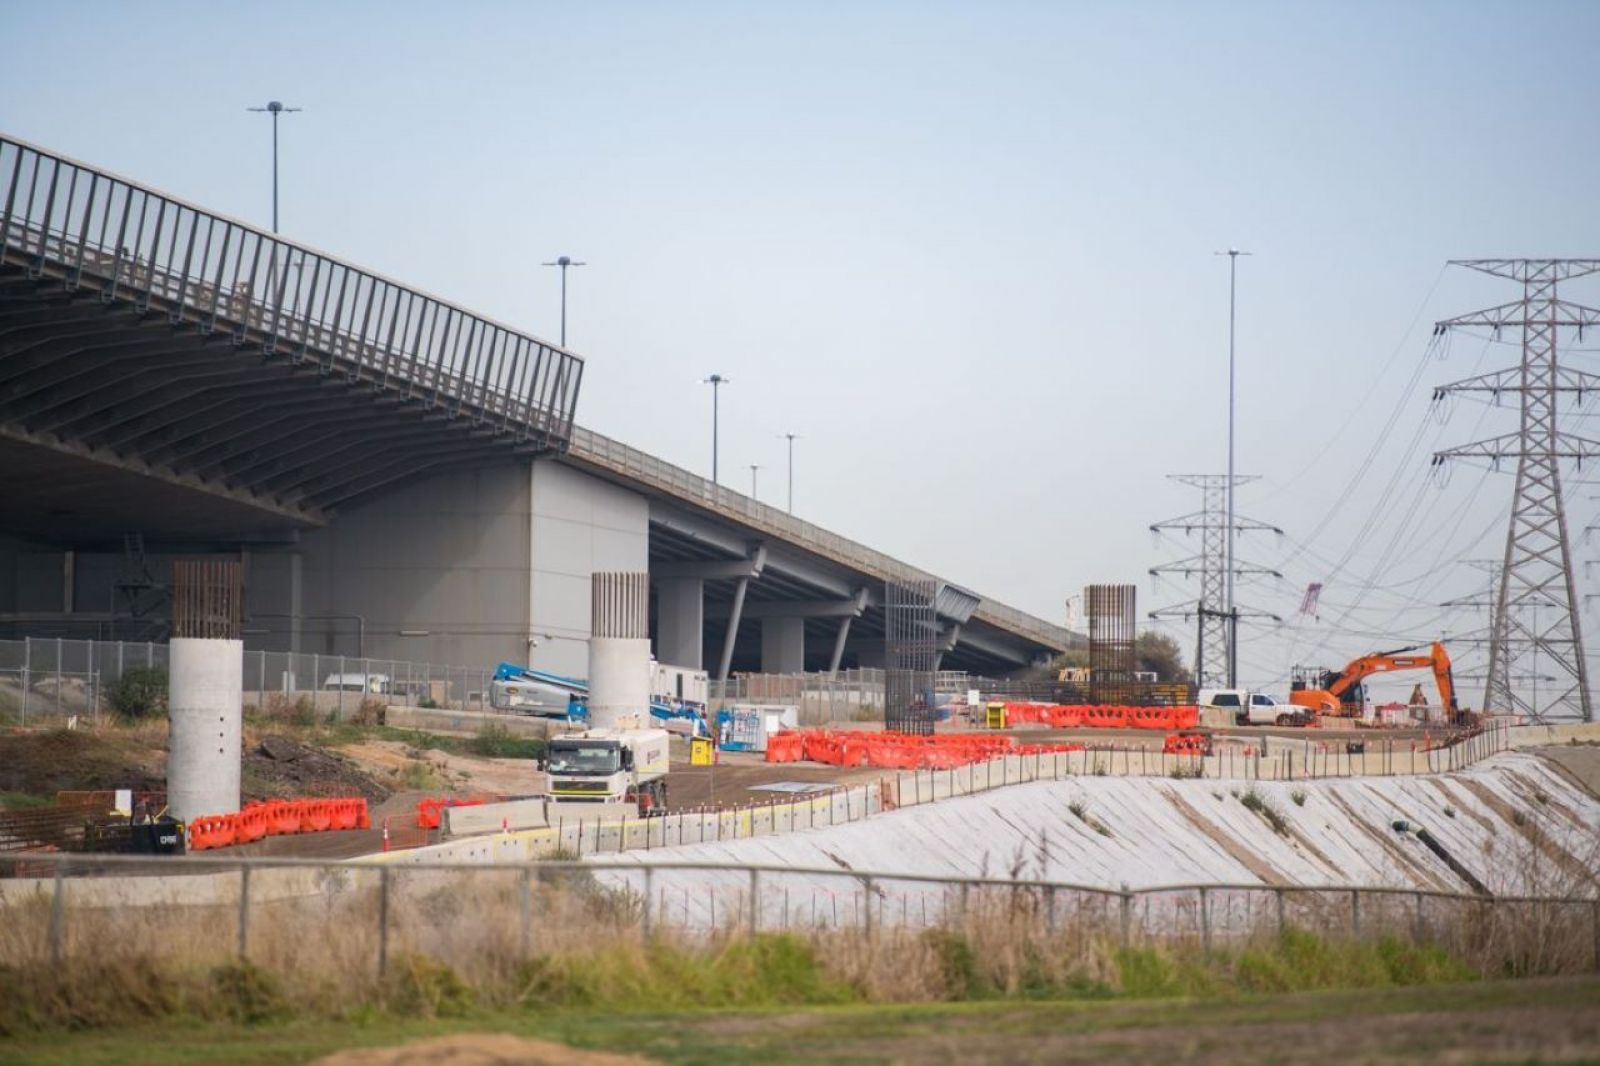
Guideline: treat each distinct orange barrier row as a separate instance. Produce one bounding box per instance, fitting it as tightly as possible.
[765,730,1085,770]
[415,796,489,830]
[998,703,1200,731]
[1162,732,1210,755]
[188,797,370,851]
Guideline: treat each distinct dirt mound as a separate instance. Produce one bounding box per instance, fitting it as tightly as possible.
[243,734,391,803]
[310,1033,652,1066]
[0,728,163,797]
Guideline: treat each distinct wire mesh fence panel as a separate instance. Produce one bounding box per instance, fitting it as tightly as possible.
[3,855,1597,989]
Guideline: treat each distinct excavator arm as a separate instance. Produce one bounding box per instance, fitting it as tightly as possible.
[1324,642,1458,715]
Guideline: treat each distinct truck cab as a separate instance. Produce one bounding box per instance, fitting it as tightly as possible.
[544,728,669,813]
[1199,689,1310,727]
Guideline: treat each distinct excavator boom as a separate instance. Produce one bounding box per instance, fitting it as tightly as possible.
[1292,641,1458,719]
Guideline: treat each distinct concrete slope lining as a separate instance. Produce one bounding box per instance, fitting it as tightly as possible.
[590,754,1600,926]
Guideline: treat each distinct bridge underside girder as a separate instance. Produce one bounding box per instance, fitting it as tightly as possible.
[0,270,547,540]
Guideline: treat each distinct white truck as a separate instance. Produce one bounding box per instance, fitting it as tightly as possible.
[543,728,670,814]
[1199,689,1311,727]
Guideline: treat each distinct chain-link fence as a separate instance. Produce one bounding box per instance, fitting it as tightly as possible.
[3,852,1595,985]
[0,637,495,725]
[711,668,975,726]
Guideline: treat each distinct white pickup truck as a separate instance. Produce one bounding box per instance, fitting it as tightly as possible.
[1199,689,1311,727]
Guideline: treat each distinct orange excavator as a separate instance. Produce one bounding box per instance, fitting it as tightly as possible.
[1290,641,1460,722]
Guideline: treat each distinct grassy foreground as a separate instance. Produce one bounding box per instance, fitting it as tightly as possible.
[4,976,1598,1065]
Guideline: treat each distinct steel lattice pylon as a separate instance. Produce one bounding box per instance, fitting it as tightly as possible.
[1432,259,1600,722]
[1149,474,1283,688]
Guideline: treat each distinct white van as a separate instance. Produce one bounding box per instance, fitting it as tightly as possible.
[1199,689,1310,727]
[322,673,391,694]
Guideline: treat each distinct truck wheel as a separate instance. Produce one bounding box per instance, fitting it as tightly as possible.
[1276,714,1292,727]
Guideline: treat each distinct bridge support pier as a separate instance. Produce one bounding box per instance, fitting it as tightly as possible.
[761,616,806,673]
[656,577,704,670]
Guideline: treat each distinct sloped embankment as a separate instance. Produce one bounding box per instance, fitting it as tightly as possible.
[602,753,1599,897]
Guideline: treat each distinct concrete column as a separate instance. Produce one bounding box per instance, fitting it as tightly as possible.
[717,576,749,682]
[167,637,243,821]
[656,577,704,670]
[761,616,806,673]
[828,616,853,674]
[589,572,650,731]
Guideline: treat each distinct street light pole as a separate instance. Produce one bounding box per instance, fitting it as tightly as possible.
[778,432,800,512]
[246,101,302,234]
[1215,246,1251,686]
[749,464,762,499]
[540,256,586,347]
[702,375,729,484]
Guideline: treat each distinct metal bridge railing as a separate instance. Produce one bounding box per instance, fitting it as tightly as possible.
[0,134,582,451]
[569,428,1074,651]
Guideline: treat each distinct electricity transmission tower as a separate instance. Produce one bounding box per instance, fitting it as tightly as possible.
[1431,259,1600,721]
[1149,474,1283,688]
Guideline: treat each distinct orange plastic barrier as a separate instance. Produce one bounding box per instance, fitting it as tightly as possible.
[981,703,1200,732]
[774,729,1084,771]
[187,796,371,850]
[1163,732,1208,755]
[416,796,486,830]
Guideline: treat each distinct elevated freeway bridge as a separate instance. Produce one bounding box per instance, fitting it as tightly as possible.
[0,133,1071,677]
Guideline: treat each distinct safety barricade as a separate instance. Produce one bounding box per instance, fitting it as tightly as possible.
[1127,707,1170,730]
[1162,732,1208,755]
[416,796,486,830]
[234,805,269,844]
[187,813,238,852]
[187,795,372,850]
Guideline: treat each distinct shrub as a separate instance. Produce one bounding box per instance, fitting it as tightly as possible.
[208,961,288,1024]
[108,667,168,719]
[922,929,989,1000]
[354,698,386,727]
[382,954,474,1018]
[1291,789,1308,807]
[1241,788,1290,836]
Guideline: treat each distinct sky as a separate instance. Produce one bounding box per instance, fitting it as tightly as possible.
[4,1,1599,704]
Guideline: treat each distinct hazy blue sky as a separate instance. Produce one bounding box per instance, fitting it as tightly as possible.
[5,1,1598,700]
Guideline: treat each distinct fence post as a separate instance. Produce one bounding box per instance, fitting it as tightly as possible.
[237,863,252,960]
[55,636,63,716]
[1276,887,1286,937]
[1199,887,1211,956]
[1350,889,1360,939]
[1119,891,1131,946]
[1414,891,1425,943]
[1592,900,1599,973]
[49,861,65,967]
[338,655,347,721]
[377,867,391,978]
[863,876,874,941]
[520,866,533,957]
[642,867,654,941]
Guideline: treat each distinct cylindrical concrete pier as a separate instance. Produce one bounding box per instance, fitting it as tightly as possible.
[588,571,650,731]
[167,637,243,821]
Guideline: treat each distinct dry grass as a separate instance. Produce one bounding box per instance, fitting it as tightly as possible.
[2,857,1594,1037]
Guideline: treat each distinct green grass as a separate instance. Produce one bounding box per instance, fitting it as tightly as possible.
[6,976,1596,1066]
[0,791,52,810]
